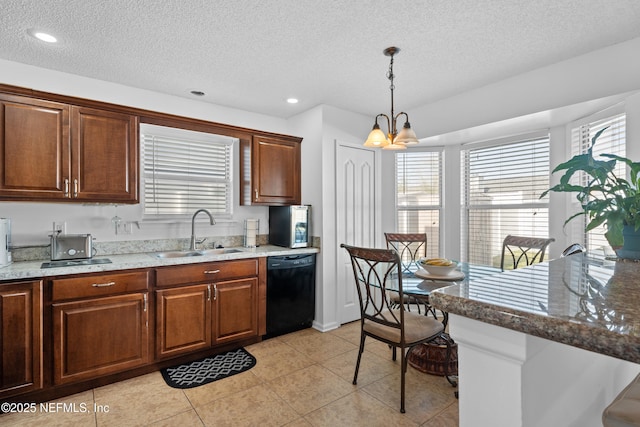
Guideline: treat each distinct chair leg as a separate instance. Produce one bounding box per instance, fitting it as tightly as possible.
[353,333,366,385]
[400,347,407,413]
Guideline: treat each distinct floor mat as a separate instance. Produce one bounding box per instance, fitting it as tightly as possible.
[160,348,256,389]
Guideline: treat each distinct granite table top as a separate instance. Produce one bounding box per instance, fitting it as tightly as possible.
[430,253,640,364]
[0,245,319,281]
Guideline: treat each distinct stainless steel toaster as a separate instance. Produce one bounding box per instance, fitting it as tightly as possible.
[50,234,93,260]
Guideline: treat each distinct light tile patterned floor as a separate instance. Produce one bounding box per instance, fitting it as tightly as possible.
[0,321,458,426]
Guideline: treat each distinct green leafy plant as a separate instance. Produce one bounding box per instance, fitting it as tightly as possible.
[540,127,640,249]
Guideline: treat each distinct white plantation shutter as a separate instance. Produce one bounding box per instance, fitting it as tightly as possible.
[141,124,235,217]
[569,113,626,255]
[395,149,442,258]
[462,133,550,267]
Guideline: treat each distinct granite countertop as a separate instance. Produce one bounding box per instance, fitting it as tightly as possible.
[430,253,640,364]
[0,245,319,281]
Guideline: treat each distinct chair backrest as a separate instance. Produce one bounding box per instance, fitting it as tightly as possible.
[384,233,427,275]
[341,243,407,338]
[500,235,555,271]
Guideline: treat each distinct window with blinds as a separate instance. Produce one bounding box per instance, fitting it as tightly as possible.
[462,134,550,267]
[569,113,626,255]
[140,124,236,217]
[395,150,442,258]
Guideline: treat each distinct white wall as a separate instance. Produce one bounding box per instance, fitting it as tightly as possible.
[0,59,294,246]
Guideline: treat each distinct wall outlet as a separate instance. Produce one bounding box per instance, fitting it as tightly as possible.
[53,221,67,234]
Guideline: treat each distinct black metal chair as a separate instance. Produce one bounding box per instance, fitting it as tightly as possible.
[341,243,445,413]
[384,233,428,313]
[500,235,555,271]
[384,233,427,275]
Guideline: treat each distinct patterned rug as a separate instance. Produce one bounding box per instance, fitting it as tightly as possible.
[161,348,256,389]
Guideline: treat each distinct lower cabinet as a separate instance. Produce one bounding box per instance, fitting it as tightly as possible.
[51,272,150,385]
[156,284,212,358]
[214,278,258,345]
[155,259,260,359]
[156,277,259,358]
[0,280,42,399]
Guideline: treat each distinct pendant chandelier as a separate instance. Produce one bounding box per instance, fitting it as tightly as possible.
[364,47,419,150]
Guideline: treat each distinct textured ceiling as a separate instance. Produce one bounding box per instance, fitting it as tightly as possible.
[2,0,640,119]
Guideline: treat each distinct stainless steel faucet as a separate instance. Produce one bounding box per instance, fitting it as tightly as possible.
[190,209,216,250]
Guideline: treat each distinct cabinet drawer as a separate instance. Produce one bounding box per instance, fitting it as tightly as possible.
[51,271,149,301]
[156,258,258,287]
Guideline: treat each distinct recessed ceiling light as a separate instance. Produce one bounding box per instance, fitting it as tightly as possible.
[190,90,205,96]
[286,98,299,104]
[27,29,57,43]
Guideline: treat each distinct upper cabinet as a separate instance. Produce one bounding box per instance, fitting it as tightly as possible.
[240,134,302,206]
[71,106,138,202]
[0,93,138,203]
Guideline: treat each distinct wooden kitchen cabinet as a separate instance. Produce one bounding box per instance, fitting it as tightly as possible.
[213,277,258,344]
[155,258,260,357]
[0,93,138,203]
[0,280,42,399]
[240,134,302,205]
[156,284,212,358]
[0,94,70,199]
[51,271,149,385]
[71,106,138,202]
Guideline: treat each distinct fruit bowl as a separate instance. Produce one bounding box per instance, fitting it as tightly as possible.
[419,258,458,276]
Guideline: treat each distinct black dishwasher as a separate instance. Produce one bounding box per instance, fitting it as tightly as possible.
[266,254,316,338]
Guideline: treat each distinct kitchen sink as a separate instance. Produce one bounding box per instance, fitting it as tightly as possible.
[152,248,243,258]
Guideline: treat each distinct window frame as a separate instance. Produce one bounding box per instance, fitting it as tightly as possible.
[140,123,236,221]
[394,147,444,259]
[461,130,551,267]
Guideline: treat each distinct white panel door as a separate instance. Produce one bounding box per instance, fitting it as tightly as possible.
[336,141,378,324]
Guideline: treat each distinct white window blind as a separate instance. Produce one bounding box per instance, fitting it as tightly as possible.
[462,134,550,267]
[395,150,442,258]
[141,124,235,217]
[569,113,626,255]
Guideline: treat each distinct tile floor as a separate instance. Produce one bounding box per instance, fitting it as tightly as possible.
[0,321,458,426]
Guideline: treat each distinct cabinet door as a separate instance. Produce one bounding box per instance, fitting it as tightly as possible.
[156,285,211,359]
[71,106,138,202]
[243,136,301,205]
[52,293,149,385]
[0,94,70,200]
[0,281,42,399]
[213,278,258,345]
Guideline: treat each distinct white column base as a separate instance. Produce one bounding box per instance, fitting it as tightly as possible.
[449,314,639,427]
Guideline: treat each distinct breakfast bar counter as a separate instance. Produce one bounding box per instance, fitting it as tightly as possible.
[430,253,640,427]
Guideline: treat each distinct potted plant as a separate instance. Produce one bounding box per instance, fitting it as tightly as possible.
[541,127,640,258]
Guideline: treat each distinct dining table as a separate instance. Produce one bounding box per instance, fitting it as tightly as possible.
[391,262,502,325]
[387,262,502,384]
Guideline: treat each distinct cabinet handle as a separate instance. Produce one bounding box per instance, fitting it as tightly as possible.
[213,284,218,300]
[255,189,258,201]
[73,179,78,198]
[64,178,70,197]
[207,284,211,301]
[204,269,220,274]
[91,281,116,288]
[143,294,148,328]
